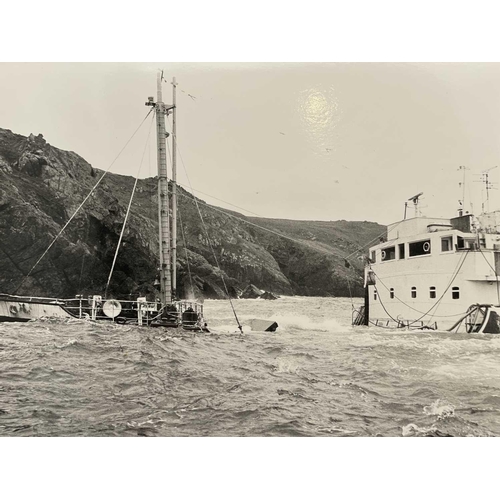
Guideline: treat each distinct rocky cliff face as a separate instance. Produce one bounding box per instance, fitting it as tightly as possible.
[0,128,385,300]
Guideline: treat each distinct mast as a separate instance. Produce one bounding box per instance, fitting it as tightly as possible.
[146,72,172,305]
[171,77,178,298]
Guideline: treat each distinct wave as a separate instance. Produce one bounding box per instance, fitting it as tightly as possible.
[423,399,455,420]
[267,313,344,332]
[402,423,454,437]
[274,357,301,374]
[54,338,79,349]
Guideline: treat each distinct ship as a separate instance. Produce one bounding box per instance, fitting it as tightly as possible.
[353,190,500,334]
[0,72,211,331]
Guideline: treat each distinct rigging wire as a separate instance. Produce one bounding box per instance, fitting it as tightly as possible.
[105,111,156,298]
[175,182,264,218]
[169,78,395,265]
[369,249,471,327]
[343,220,405,263]
[173,181,395,265]
[477,246,500,305]
[417,249,470,325]
[166,115,243,333]
[15,108,155,293]
[175,190,359,264]
[371,268,471,318]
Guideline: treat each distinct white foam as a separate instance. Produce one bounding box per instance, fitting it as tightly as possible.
[423,399,455,420]
[270,313,343,332]
[275,357,301,374]
[402,423,438,437]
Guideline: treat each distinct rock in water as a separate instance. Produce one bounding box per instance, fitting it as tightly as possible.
[240,284,263,299]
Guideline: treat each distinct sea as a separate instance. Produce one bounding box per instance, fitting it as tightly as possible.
[1,295,500,438]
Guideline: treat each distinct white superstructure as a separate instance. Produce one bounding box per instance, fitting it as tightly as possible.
[362,211,500,333]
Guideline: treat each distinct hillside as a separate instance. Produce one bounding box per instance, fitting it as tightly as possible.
[0,128,385,300]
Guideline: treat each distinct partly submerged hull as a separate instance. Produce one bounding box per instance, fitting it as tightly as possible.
[0,296,75,322]
[353,302,500,334]
[0,294,208,331]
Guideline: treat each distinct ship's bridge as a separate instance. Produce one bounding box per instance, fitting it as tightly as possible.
[369,214,477,263]
[387,217,453,241]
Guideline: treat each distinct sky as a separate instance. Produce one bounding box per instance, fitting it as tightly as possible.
[2,62,500,225]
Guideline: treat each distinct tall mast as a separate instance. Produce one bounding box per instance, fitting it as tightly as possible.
[146,72,172,305]
[171,77,178,298]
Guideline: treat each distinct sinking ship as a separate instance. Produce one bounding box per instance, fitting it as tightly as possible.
[354,190,500,334]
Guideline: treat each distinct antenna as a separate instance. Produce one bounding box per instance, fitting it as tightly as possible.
[457,165,469,216]
[474,166,498,213]
[407,192,423,218]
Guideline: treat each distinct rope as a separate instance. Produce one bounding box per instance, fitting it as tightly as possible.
[477,246,500,305]
[420,249,470,325]
[175,182,264,218]
[370,250,471,319]
[105,112,155,298]
[175,190,355,262]
[167,116,243,333]
[344,264,355,310]
[369,249,470,328]
[447,306,481,333]
[15,108,155,293]
[174,184,393,266]
[343,219,405,263]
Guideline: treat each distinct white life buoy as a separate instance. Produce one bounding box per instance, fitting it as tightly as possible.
[103,300,122,318]
[423,242,430,253]
[381,250,386,260]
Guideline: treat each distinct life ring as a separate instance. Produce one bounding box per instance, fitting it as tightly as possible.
[381,250,386,260]
[9,304,19,315]
[423,242,430,253]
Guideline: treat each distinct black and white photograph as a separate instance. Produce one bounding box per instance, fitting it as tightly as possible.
[2,1,499,498]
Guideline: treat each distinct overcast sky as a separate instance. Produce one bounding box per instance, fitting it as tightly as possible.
[2,62,500,225]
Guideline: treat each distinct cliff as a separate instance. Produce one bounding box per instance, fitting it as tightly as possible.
[0,128,385,300]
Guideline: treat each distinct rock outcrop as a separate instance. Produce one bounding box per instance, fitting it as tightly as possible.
[0,128,385,300]
[240,284,264,299]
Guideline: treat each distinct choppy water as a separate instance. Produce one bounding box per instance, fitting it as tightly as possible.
[1,296,500,437]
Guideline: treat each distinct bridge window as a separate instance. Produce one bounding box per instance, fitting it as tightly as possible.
[381,246,396,261]
[411,287,417,298]
[374,289,378,300]
[441,236,453,252]
[371,251,376,263]
[457,237,476,250]
[452,287,460,300]
[398,243,405,259]
[409,239,431,257]
[430,286,436,299]
[390,288,394,299]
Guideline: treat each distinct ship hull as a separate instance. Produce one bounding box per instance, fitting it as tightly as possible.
[0,295,207,331]
[0,297,75,322]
